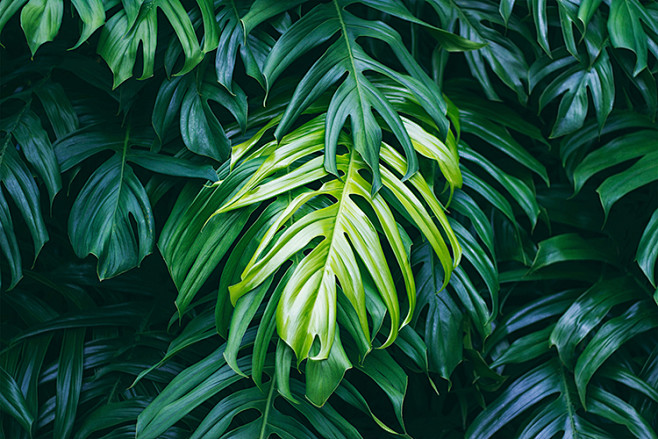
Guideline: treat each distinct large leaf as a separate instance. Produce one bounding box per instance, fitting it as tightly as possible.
[162,114,461,365]
[136,345,363,439]
[0,366,35,435]
[260,0,453,192]
[572,129,658,195]
[607,0,656,75]
[56,125,215,279]
[550,277,641,368]
[574,301,658,406]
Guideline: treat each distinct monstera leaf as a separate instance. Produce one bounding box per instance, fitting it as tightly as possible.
[257,0,476,193]
[152,72,247,161]
[55,125,216,279]
[160,112,461,366]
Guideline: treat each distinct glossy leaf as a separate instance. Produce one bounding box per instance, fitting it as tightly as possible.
[54,329,85,439]
[539,51,614,138]
[0,145,49,290]
[19,0,62,55]
[68,153,154,280]
[70,0,105,49]
[572,129,658,194]
[550,277,640,367]
[0,366,34,435]
[530,233,618,271]
[608,0,649,75]
[597,150,658,218]
[262,0,451,192]
[638,209,658,287]
[97,0,204,88]
[575,302,658,406]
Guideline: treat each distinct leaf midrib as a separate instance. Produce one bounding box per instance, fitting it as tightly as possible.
[559,363,579,437]
[334,0,367,122]
[258,376,277,439]
[110,127,130,229]
[323,148,357,282]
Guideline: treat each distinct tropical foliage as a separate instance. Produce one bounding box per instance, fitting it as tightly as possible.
[1,0,657,438]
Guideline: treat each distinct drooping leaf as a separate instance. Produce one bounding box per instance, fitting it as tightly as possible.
[575,301,658,406]
[19,0,62,55]
[163,114,460,368]
[0,142,49,290]
[550,277,641,367]
[55,125,216,279]
[70,0,105,49]
[262,0,452,192]
[0,366,35,435]
[466,360,561,439]
[608,0,651,75]
[54,329,85,439]
[68,152,154,280]
[97,0,206,88]
[530,233,618,271]
[572,129,658,194]
[429,0,530,102]
[596,150,658,218]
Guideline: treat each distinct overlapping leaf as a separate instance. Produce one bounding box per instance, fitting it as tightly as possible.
[0,108,60,290]
[97,0,216,88]
[152,72,247,161]
[258,0,471,192]
[532,50,614,137]
[0,264,181,438]
[135,342,400,439]
[429,0,531,102]
[55,125,216,279]
[161,113,461,368]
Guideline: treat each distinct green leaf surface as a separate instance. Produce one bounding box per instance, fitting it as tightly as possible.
[0,366,34,435]
[306,331,352,407]
[575,302,658,406]
[11,110,61,203]
[68,153,154,280]
[466,361,561,439]
[540,51,615,138]
[531,234,618,271]
[20,0,62,55]
[54,329,85,439]
[608,0,649,75]
[550,277,640,367]
[0,145,49,290]
[597,150,658,218]
[0,0,29,36]
[589,387,658,438]
[97,0,203,88]
[573,129,658,194]
[263,0,451,191]
[638,209,658,287]
[70,0,105,49]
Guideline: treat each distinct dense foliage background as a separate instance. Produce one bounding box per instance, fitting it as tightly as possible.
[1,0,657,437]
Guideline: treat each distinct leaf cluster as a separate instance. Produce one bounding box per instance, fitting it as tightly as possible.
[1,0,658,438]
